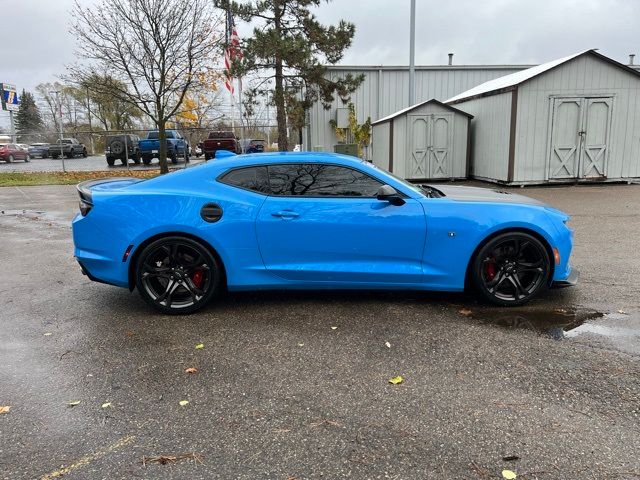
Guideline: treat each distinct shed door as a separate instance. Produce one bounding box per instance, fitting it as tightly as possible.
[408,113,453,179]
[409,115,430,178]
[581,98,612,178]
[548,97,611,180]
[429,114,453,178]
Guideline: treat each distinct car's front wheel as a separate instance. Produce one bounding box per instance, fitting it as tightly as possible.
[135,236,221,314]
[471,232,550,306]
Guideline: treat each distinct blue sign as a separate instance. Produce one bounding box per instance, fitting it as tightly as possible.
[1,83,19,111]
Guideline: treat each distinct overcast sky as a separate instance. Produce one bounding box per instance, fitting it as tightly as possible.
[1,0,639,124]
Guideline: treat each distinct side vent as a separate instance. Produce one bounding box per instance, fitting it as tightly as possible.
[200,203,223,223]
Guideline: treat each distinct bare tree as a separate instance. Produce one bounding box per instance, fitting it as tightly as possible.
[71,0,223,173]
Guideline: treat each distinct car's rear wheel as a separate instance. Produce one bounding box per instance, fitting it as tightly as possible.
[106,156,115,166]
[142,155,152,165]
[472,232,550,306]
[135,236,221,314]
[8,155,13,163]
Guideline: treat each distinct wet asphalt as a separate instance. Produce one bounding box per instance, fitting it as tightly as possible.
[0,182,639,479]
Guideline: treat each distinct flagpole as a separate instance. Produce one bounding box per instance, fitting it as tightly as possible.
[238,77,244,152]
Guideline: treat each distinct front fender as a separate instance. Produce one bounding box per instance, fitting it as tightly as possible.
[421,199,565,290]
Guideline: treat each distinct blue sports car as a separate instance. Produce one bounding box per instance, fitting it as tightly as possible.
[72,151,577,314]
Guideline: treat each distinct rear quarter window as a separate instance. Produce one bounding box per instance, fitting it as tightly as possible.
[219,166,270,194]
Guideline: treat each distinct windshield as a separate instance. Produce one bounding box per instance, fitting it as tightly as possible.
[366,162,445,198]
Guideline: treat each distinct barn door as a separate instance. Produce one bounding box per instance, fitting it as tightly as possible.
[409,115,430,178]
[548,97,611,180]
[580,98,611,179]
[548,98,582,179]
[429,114,453,178]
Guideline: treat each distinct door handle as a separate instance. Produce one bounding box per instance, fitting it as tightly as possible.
[271,210,299,219]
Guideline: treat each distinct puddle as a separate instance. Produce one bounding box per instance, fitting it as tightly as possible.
[468,306,604,339]
[468,306,640,352]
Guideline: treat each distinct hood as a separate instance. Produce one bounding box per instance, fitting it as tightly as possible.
[430,185,545,206]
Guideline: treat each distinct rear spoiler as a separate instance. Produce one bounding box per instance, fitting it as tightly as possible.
[77,177,139,204]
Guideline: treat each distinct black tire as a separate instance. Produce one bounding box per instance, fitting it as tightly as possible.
[65,152,73,159]
[135,236,222,314]
[142,155,152,165]
[170,151,178,164]
[82,148,88,158]
[471,232,550,306]
[7,155,13,163]
[25,155,30,162]
[132,152,141,164]
[106,156,115,166]
[51,153,59,159]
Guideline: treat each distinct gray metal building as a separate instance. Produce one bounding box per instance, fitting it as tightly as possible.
[370,99,472,180]
[447,50,640,184]
[305,63,531,155]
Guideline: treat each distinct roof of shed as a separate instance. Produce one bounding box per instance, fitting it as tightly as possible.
[372,99,473,125]
[445,49,640,104]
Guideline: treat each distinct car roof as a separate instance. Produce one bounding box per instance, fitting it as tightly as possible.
[210,151,366,170]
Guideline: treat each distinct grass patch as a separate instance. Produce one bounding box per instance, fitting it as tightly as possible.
[0,170,159,187]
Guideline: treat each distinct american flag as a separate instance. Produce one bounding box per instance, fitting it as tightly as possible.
[224,10,242,94]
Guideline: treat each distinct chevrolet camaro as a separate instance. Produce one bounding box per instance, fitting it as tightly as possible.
[72,152,577,314]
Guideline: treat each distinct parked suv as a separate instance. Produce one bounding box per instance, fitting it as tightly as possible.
[50,138,87,159]
[202,131,241,160]
[105,134,141,166]
[0,143,30,162]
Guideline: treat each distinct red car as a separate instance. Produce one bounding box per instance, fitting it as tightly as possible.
[0,143,30,163]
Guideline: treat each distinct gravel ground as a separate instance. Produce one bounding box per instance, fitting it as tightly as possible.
[0,182,639,480]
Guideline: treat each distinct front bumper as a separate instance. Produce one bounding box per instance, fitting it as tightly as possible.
[552,268,579,288]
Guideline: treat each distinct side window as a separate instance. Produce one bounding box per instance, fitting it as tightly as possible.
[219,166,270,194]
[268,164,383,197]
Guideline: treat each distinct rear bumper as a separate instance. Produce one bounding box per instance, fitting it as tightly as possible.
[552,268,579,288]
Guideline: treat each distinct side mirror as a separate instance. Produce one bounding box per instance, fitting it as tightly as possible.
[376,184,405,206]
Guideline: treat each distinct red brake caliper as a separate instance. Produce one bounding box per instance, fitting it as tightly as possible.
[191,270,204,288]
[485,260,496,281]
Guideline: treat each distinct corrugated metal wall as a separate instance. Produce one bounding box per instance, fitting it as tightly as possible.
[309,66,527,154]
[515,54,640,182]
[452,92,513,182]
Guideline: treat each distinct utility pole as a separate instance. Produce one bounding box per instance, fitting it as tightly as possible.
[86,86,95,155]
[51,90,66,173]
[409,0,416,107]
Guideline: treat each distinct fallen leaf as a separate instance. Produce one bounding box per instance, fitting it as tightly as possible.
[458,308,472,316]
[125,330,135,337]
[502,470,517,479]
[43,332,53,336]
[179,400,189,407]
[331,326,338,330]
[185,368,198,374]
[195,343,204,350]
[101,402,112,409]
[0,406,11,414]
[385,341,391,348]
[68,401,81,407]
[502,455,520,461]
[297,343,304,347]
[141,452,203,466]
[388,376,404,385]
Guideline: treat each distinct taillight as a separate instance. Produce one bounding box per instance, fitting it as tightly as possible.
[79,198,93,216]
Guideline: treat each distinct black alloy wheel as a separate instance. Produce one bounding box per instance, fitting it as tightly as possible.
[472,232,550,306]
[135,236,221,314]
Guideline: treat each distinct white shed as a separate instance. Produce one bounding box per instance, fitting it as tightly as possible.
[371,99,473,181]
[446,49,640,185]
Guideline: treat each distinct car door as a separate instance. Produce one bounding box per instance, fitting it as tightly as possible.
[255,163,427,284]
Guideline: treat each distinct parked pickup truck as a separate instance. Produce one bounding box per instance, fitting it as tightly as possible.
[139,130,189,165]
[50,138,87,159]
[202,131,241,160]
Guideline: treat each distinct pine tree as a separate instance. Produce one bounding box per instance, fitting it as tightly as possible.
[14,90,44,142]
[220,0,364,151]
